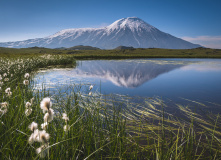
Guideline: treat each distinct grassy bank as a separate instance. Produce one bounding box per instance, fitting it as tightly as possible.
[1,47,221,59]
[0,54,221,159]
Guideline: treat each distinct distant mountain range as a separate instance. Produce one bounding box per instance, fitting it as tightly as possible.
[57,45,100,50]
[0,17,201,49]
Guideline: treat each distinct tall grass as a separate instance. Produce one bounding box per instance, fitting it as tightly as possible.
[0,54,221,159]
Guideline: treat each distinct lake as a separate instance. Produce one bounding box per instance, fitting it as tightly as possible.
[34,58,221,113]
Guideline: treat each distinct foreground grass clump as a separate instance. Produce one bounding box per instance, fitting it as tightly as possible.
[0,54,221,159]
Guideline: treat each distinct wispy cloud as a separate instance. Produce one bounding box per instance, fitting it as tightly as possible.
[182,36,221,49]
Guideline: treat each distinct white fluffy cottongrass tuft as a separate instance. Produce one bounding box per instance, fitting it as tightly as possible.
[5,88,12,97]
[7,91,12,97]
[1,102,8,108]
[43,108,54,123]
[23,80,29,85]
[62,113,70,132]
[25,102,32,108]
[40,97,52,113]
[39,130,50,144]
[63,125,70,132]
[24,73,30,79]
[28,133,36,144]
[36,144,48,158]
[4,78,9,82]
[25,108,32,116]
[41,122,48,130]
[5,87,10,94]
[89,85,93,90]
[28,122,39,144]
[29,122,38,132]
[62,113,69,122]
[89,92,92,96]
[30,129,40,143]
[25,101,32,116]
[0,102,8,114]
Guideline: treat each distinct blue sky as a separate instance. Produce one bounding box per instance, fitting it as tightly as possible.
[0,0,221,48]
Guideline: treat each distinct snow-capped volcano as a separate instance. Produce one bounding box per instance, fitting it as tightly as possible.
[106,17,155,32]
[0,17,201,49]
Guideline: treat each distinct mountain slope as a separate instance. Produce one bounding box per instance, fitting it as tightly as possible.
[0,17,201,49]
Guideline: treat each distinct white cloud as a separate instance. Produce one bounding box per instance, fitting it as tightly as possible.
[182,36,221,49]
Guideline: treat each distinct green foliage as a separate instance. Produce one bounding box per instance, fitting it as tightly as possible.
[1,47,221,59]
[0,54,221,159]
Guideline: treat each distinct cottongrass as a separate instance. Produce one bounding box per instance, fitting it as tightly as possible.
[4,78,9,82]
[27,97,53,158]
[40,97,52,113]
[25,101,32,116]
[89,85,93,90]
[23,80,29,85]
[62,113,70,132]
[36,144,49,158]
[5,87,10,94]
[43,108,54,123]
[28,121,50,158]
[28,122,39,144]
[40,98,54,123]
[63,125,70,132]
[28,122,38,132]
[36,130,50,158]
[25,102,31,108]
[24,73,30,79]
[7,91,12,97]
[25,108,32,116]
[38,130,50,143]
[41,122,48,130]
[0,102,8,114]
[62,113,69,122]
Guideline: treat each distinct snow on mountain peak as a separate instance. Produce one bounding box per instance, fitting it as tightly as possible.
[48,28,102,39]
[47,17,155,39]
[106,17,155,32]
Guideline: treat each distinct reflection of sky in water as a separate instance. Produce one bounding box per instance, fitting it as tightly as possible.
[34,59,221,105]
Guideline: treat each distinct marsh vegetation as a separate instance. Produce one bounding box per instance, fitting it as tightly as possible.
[0,52,221,159]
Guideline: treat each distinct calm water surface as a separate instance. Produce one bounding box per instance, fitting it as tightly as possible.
[34,59,221,108]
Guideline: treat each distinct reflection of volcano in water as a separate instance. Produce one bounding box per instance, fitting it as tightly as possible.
[69,60,190,88]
